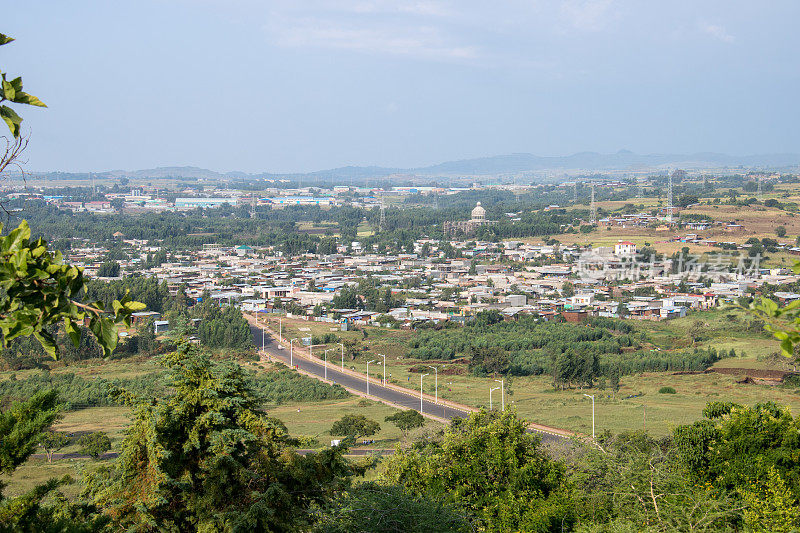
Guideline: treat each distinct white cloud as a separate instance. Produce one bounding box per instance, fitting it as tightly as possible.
[272,21,478,60]
[700,23,734,43]
[559,0,617,31]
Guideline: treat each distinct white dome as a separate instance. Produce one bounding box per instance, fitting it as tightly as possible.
[471,202,486,220]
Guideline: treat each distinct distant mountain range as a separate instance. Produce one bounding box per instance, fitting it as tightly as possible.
[32,150,800,182]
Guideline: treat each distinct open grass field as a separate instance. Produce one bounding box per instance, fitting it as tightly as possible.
[267,308,800,437]
[0,407,132,498]
[268,397,439,447]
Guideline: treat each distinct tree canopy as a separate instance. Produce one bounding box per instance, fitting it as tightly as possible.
[84,342,361,531]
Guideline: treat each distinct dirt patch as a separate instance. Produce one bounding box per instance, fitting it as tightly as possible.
[710,367,795,380]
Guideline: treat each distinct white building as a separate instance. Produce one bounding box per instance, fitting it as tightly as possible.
[614,241,637,256]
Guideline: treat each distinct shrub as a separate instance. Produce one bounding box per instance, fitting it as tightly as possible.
[659,386,677,394]
[78,431,112,458]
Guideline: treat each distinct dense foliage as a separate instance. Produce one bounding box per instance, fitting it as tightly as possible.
[409,313,730,381]
[84,343,362,531]
[0,371,164,409]
[313,482,470,533]
[0,220,144,359]
[0,363,347,411]
[329,414,381,439]
[382,409,574,532]
[250,366,349,404]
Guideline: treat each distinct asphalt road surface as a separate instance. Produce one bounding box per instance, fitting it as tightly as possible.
[251,325,566,444]
[251,325,468,420]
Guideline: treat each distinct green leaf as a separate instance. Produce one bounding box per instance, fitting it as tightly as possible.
[64,319,81,348]
[89,317,119,358]
[2,80,15,101]
[14,91,46,108]
[33,330,58,360]
[0,34,13,46]
[780,338,794,357]
[0,105,22,137]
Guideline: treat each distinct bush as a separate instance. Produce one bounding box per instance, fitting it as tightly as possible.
[659,386,677,394]
[78,431,112,458]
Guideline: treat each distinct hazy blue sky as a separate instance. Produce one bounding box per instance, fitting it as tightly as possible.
[5,1,799,173]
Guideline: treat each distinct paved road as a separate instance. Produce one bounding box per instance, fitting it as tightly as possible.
[251,324,566,444]
[251,325,468,421]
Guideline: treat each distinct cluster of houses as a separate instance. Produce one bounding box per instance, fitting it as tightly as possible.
[64,233,800,329]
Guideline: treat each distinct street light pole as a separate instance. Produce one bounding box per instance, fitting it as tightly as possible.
[490,386,500,410]
[323,348,331,380]
[289,338,298,368]
[279,317,282,344]
[261,324,265,352]
[366,360,376,396]
[429,366,438,404]
[379,354,386,384]
[494,379,504,411]
[421,373,430,413]
[583,393,595,440]
[339,343,345,370]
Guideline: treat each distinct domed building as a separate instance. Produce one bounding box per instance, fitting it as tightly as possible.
[443,201,496,236]
[471,202,486,222]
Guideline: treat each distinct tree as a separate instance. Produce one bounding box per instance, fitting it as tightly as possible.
[314,482,470,533]
[85,342,360,531]
[468,345,509,376]
[96,260,120,277]
[608,366,621,396]
[330,414,380,440]
[740,466,800,533]
[39,430,71,463]
[566,430,742,531]
[674,401,800,495]
[562,281,575,298]
[0,390,105,531]
[382,409,573,532]
[0,390,60,476]
[776,225,787,238]
[78,431,111,459]
[385,410,424,437]
[677,194,699,208]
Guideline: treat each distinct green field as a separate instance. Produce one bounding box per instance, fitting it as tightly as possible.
[267,308,800,436]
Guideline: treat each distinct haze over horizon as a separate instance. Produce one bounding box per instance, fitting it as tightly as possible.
[6,1,800,173]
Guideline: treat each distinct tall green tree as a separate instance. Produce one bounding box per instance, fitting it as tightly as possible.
[85,343,359,531]
[382,409,574,532]
[330,414,380,440]
[384,410,424,438]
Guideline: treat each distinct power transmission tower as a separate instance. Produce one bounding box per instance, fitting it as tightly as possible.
[573,183,578,203]
[667,172,674,223]
[379,190,386,231]
[590,183,597,224]
[757,175,763,201]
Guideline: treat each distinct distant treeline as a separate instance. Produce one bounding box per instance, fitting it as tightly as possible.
[10,194,585,252]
